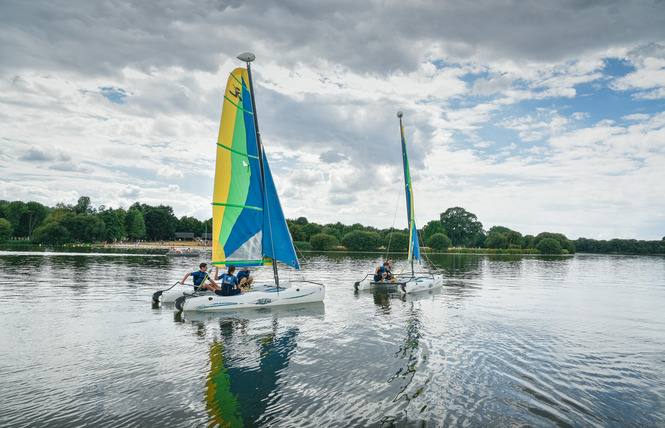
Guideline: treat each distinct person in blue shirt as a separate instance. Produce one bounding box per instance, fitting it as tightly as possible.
[214,265,243,296]
[180,263,220,291]
[385,259,394,280]
[237,266,253,289]
[374,262,390,282]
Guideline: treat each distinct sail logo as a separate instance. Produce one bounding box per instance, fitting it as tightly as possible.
[229,85,243,101]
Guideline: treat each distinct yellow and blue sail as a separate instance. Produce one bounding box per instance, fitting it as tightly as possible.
[212,68,299,269]
[400,120,421,264]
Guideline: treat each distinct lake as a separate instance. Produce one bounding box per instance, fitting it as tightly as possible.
[1,248,664,427]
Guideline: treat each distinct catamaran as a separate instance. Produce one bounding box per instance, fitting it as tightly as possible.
[160,53,324,312]
[354,111,443,294]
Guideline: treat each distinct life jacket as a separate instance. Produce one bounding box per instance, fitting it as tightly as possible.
[192,271,208,285]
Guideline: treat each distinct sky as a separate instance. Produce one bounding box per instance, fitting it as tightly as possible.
[1,0,664,241]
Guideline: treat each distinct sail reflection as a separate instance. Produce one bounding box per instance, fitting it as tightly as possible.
[183,304,324,427]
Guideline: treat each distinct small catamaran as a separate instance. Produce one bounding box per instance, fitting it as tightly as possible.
[163,53,324,312]
[354,111,443,294]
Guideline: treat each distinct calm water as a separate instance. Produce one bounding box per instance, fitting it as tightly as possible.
[1,248,664,427]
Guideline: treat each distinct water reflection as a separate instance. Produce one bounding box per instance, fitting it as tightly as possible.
[180,305,324,427]
[383,304,431,426]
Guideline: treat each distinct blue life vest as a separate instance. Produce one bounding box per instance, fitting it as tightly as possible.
[191,271,208,286]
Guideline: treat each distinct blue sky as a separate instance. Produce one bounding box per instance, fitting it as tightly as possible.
[0,0,664,240]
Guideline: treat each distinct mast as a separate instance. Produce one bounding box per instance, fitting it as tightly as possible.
[237,52,280,286]
[398,111,415,277]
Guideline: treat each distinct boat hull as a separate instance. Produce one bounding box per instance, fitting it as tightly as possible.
[178,282,325,312]
[156,284,213,303]
[355,275,443,294]
[400,275,444,294]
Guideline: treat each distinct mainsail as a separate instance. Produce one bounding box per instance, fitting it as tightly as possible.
[212,67,299,270]
[399,112,421,266]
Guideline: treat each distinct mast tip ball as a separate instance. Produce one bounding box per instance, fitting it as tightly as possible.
[237,52,256,62]
[397,111,403,118]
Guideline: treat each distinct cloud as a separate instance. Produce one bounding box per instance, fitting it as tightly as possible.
[1,0,664,239]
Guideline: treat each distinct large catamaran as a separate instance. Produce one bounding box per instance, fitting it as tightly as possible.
[169,53,324,312]
[354,111,443,294]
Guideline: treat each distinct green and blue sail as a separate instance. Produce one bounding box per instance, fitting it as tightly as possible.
[400,118,421,264]
[212,68,299,269]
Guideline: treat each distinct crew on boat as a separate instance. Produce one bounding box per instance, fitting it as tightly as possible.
[237,266,254,289]
[374,262,390,282]
[385,259,394,280]
[214,265,243,296]
[180,262,220,292]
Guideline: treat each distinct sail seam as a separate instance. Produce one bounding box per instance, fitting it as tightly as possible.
[216,142,259,159]
[212,202,263,211]
[223,95,253,115]
[229,71,248,90]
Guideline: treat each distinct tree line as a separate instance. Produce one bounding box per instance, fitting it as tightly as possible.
[1,199,663,255]
[0,197,210,245]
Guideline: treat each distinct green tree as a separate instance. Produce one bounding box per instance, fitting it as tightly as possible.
[98,208,127,241]
[342,223,366,238]
[177,216,204,236]
[536,238,562,254]
[31,223,71,245]
[310,233,340,251]
[487,225,511,235]
[440,207,484,247]
[342,230,381,251]
[506,230,524,248]
[1,201,25,236]
[75,196,94,215]
[125,209,146,240]
[427,233,452,251]
[322,222,345,241]
[384,232,410,252]
[23,202,50,237]
[533,232,575,254]
[288,222,306,242]
[485,232,509,249]
[421,220,445,243]
[302,223,322,242]
[143,205,177,240]
[0,218,12,241]
[63,214,106,242]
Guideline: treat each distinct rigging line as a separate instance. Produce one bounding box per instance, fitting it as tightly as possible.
[413,212,439,275]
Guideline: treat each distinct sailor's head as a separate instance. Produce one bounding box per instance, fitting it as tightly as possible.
[199,263,207,270]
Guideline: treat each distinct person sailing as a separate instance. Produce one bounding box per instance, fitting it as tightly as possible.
[374,262,390,282]
[180,263,220,292]
[385,259,394,280]
[214,265,243,296]
[237,266,254,289]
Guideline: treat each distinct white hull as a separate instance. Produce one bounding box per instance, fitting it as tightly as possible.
[177,282,325,312]
[400,275,444,294]
[355,274,443,294]
[153,283,213,304]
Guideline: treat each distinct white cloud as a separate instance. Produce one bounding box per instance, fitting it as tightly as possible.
[1,0,664,239]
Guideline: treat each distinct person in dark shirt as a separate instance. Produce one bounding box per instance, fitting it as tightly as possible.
[237,267,254,289]
[180,263,220,291]
[385,259,394,280]
[374,262,390,282]
[214,265,243,296]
